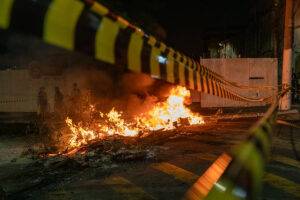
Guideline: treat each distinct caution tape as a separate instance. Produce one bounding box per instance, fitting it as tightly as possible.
[81,0,274,92]
[184,88,290,200]
[0,98,29,104]
[0,0,272,103]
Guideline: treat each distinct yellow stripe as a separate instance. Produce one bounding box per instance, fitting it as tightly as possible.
[189,68,195,90]
[0,0,14,29]
[202,76,208,93]
[175,52,180,62]
[253,127,271,157]
[179,63,186,86]
[264,173,300,198]
[95,17,120,64]
[102,176,155,200]
[152,162,198,183]
[169,48,175,57]
[272,155,300,169]
[182,56,187,65]
[44,0,84,50]
[185,153,232,200]
[192,60,197,70]
[128,32,143,72]
[159,43,167,52]
[196,72,201,91]
[91,1,109,16]
[208,79,213,94]
[212,80,217,95]
[166,56,175,83]
[134,28,145,37]
[150,47,161,79]
[234,142,264,196]
[116,16,129,29]
[148,36,156,46]
[216,83,221,97]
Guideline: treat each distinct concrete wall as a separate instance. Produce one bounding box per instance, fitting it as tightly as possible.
[196,58,278,107]
[0,69,67,113]
[0,58,278,111]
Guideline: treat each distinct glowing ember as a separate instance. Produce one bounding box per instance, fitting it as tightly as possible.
[64,86,204,148]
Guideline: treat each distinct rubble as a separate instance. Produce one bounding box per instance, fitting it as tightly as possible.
[21,135,159,170]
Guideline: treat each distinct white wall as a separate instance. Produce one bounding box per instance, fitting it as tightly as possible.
[0,69,64,112]
[194,58,278,107]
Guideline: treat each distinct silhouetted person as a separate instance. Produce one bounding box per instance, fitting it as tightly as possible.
[54,86,64,118]
[71,83,81,101]
[70,83,81,121]
[37,87,48,120]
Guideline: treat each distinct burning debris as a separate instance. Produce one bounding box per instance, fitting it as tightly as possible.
[60,86,204,151]
[22,84,205,170]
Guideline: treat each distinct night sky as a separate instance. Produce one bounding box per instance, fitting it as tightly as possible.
[146,0,253,57]
[101,0,255,57]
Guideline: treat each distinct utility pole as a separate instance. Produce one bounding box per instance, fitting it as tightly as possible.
[280,0,294,110]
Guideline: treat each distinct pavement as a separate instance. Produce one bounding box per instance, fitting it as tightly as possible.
[261,110,300,200]
[0,113,299,200]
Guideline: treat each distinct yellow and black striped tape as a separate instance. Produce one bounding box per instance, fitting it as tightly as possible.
[0,0,270,103]
[0,98,29,104]
[185,89,290,200]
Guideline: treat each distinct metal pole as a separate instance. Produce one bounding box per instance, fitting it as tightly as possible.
[280,0,294,110]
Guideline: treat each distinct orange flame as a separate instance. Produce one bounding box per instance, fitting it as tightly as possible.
[64,86,204,148]
[136,86,204,130]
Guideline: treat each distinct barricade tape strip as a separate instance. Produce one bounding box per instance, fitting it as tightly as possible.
[184,88,290,200]
[0,0,272,103]
[0,99,29,103]
[84,0,275,91]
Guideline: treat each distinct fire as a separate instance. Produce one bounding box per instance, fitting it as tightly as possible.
[64,86,204,148]
[136,86,204,130]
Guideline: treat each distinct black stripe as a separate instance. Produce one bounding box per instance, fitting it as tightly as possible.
[75,8,99,56]
[220,88,225,98]
[250,136,266,158]
[211,80,216,96]
[206,77,211,94]
[184,66,189,88]
[127,24,136,33]
[173,52,178,60]
[179,56,184,63]
[159,53,167,81]
[114,27,132,68]
[261,124,272,139]
[10,0,52,37]
[215,81,220,97]
[141,39,151,74]
[106,11,118,21]
[199,74,204,92]
[174,61,180,84]
[154,41,160,48]
[164,48,170,55]
[193,71,198,90]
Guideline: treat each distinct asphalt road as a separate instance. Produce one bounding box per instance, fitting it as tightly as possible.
[0,117,299,200]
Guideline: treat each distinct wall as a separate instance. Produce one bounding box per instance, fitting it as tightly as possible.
[0,58,278,111]
[195,58,278,107]
[295,0,300,75]
[0,69,69,113]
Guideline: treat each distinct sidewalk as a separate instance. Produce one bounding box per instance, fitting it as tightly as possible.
[261,106,300,199]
